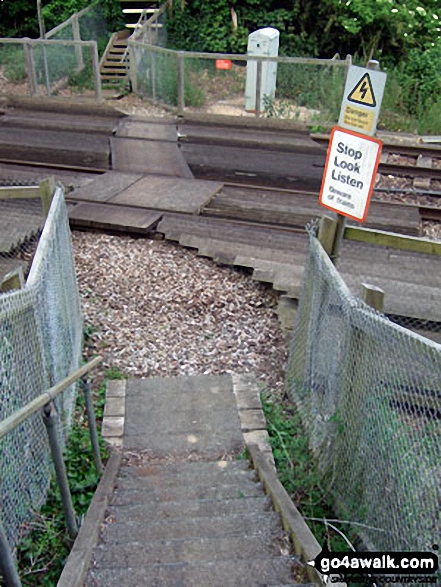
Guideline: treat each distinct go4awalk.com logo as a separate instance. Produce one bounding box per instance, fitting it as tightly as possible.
[308,544,439,585]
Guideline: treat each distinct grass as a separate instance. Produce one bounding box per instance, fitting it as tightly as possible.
[11,366,127,587]
[261,389,355,553]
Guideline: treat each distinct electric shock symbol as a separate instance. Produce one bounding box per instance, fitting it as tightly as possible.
[348,73,376,107]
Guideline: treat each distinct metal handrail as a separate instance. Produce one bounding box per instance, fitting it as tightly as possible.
[0,355,104,587]
[130,0,171,42]
[0,356,102,440]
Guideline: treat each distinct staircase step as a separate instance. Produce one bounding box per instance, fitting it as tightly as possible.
[101,512,283,543]
[86,555,299,587]
[100,67,129,74]
[92,534,287,566]
[117,460,256,490]
[106,496,272,522]
[111,481,266,505]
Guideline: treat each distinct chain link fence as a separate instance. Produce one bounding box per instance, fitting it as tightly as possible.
[0,4,107,101]
[0,185,82,551]
[286,230,441,558]
[129,41,348,121]
[128,1,348,122]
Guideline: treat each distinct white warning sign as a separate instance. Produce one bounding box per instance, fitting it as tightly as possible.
[319,127,382,222]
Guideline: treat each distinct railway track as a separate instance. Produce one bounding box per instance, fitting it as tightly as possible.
[1,107,441,232]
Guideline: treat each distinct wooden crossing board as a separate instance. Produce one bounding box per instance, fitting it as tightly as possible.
[116,118,178,142]
[68,202,162,233]
[69,172,143,203]
[111,137,193,178]
[109,176,223,214]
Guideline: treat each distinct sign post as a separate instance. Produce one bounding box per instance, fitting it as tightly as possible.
[320,60,387,263]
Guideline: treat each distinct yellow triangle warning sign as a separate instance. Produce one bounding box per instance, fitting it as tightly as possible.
[347,73,376,107]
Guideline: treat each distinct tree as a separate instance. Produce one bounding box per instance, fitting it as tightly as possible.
[0,0,40,38]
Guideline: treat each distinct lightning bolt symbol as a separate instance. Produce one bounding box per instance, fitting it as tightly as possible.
[360,80,368,100]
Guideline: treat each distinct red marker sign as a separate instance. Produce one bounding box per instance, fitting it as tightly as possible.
[215,59,232,70]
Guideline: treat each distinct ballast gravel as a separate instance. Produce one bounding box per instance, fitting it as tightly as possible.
[72,231,288,394]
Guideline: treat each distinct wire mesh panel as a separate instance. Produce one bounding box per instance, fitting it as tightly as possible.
[274,60,346,124]
[0,186,82,551]
[286,232,441,554]
[0,39,100,99]
[0,42,30,98]
[131,3,169,48]
[131,43,178,106]
[130,39,348,122]
[32,41,97,97]
[183,55,246,114]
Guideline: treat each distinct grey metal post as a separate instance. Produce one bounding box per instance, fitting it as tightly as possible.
[151,47,157,100]
[42,403,78,540]
[331,57,380,265]
[23,39,38,96]
[82,374,103,476]
[177,51,185,116]
[129,42,138,93]
[90,42,102,101]
[72,14,84,72]
[37,0,50,96]
[255,59,262,117]
[0,520,21,587]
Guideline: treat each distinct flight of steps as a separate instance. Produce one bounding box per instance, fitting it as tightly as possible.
[86,459,315,586]
[100,2,160,84]
[99,30,131,85]
[84,375,317,587]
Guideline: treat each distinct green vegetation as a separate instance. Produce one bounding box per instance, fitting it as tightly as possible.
[12,367,126,587]
[261,390,354,552]
[165,0,441,134]
[0,46,27,83]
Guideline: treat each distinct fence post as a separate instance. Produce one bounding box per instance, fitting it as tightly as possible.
[129,43,138,93]
[0,520,22,587]
[23,39,37,96]
[339,282,385,482]
[72,14,84,72]
[1,267,25,293]
[82,374,103,476]
[362,283,384,312]
[330,214,346,266]
[42,403,78,540]
[318,215,338,256]
[255,59,262,117]
[90,43,102,101]
[39,177,56,218]
[177,51,185,116]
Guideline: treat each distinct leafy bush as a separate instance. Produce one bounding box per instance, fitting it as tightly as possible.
[395,46,441,115]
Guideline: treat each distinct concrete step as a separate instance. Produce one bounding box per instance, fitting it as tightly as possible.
[92,534,288,566]
[117,460,257,490]
[110,480,266,505]
[86,555,300,587]
[106,495,272,522]
[101,511,283,543]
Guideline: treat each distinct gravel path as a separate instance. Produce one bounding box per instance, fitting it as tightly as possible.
[73,231,288,395]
